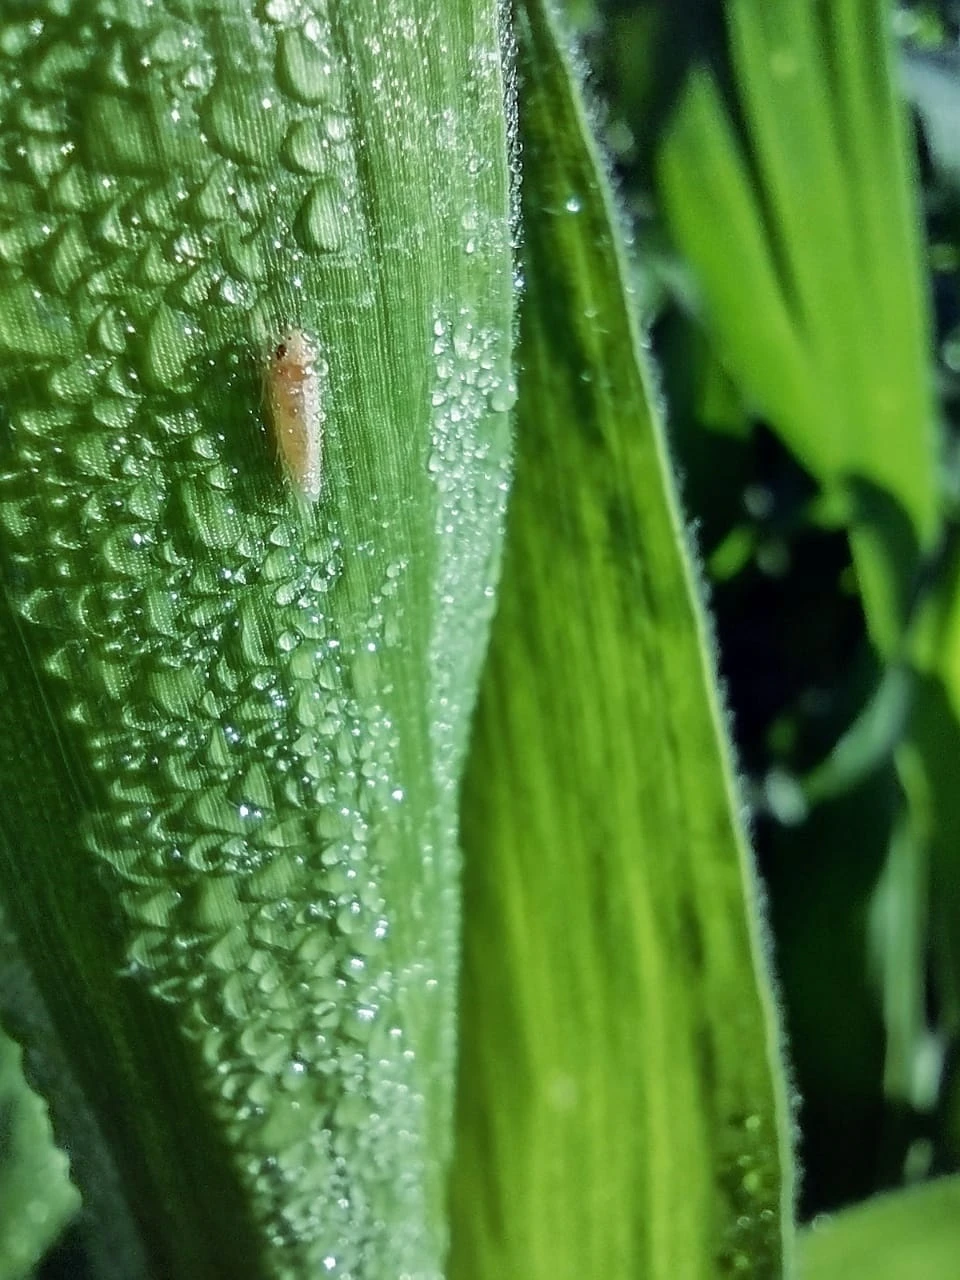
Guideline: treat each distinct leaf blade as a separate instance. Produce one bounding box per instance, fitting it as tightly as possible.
[0,2,514,1274]
[450,4,794,1277]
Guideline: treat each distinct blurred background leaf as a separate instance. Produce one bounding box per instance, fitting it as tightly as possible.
[797,1175,960,1277]
[0,1020,77,1280]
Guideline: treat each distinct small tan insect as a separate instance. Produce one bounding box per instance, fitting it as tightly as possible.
[264,328,323,502]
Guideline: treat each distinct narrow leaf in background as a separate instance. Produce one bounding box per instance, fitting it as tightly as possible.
[657,0,941,654]
[0,1021,78,1279]
[450,2,793,1278]
[798,1175,960,1279]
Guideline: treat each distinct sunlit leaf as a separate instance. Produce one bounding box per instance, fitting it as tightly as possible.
[450,3,794,1277]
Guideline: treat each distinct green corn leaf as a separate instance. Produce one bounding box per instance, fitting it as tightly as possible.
[0,1021,78,1279]
[908,547,960,1064]
[798,1176,960,1279]
[449,3,794,1278]
[657,0,941,653]
[0,2,513,1276]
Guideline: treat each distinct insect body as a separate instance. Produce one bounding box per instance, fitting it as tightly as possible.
[264,328,323,503]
